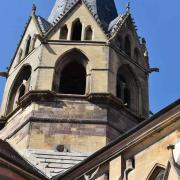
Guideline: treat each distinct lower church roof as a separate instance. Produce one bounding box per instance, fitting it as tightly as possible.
[0,140,48,179]
[24,149,91,178]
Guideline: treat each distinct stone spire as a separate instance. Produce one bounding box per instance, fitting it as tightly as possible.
[48,0,118,28]
[126,1,131,13]
[32,4,36,15]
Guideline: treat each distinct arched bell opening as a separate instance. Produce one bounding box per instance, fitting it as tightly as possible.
[6,65,31,114]
[117,75,130,108]
[53,49,90,95]
[116,65,140,114]
[59,62,86,95]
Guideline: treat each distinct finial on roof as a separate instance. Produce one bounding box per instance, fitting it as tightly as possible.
[141,38,146,45]
[32,4,36,15]
[126,1,131,13]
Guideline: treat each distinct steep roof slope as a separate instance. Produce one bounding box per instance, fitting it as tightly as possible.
[48,0,118,31]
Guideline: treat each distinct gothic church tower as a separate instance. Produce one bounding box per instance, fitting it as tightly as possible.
[0,0,150,177]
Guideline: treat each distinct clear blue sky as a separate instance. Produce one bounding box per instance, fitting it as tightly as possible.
[0,0,179,113]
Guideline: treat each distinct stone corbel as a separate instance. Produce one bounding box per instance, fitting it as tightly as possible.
[147,68,160,73]
[0,71,8,78]
[123,158,135,180]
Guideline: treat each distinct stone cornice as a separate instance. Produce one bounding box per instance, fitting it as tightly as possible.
[3,90,141,122]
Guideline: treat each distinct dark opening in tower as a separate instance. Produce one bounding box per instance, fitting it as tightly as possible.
[85,26,93,40]
[25,36,31,56]
[124,35,131,57]
[117,75,130,107]
[116,65,141,114]
[71,19,82,41]
[59,62,86,95]
[60,25,68,40]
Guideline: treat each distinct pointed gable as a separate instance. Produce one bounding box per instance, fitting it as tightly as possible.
[9,17,42,72]
[48,2,108,41]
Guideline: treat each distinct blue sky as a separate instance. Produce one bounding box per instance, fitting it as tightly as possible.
[0,0,179,113]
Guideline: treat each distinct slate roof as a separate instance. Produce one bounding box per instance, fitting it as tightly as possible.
[48,0,118,32]
[25,149,91,178]
[0,140,47,179]
[36,16,53,34]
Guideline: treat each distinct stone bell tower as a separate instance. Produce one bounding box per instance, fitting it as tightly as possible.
[0,0,150,156]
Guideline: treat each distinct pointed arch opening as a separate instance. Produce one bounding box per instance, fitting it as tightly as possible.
[53,49,89,95]
[25,36,31,56]
[59,62,86,94]
[124,35,131,57]
[85,26,93,40]
[116,65,140,113]
[147,165,166,180]
[60,25,68,40]
[71,19,82,41]
[6,65,31,114]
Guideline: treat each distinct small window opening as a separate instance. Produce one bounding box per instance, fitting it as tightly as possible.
[117,76,130,107]
[31,35,36,50]
[60,25,68,40]
[71,19,82,41]
[85,26,93,40]
[134,48,139,62]
[17,49,23,64]
[59,62,86,95]
[125,35,131,57]
[25,36,31,56]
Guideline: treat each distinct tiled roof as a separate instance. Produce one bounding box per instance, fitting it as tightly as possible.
[108,13,129,37]
[25,149,91,178]
[36,16,53,34]
[0,140,47,179]
[48,0,118,32]
[48,0,78,24]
